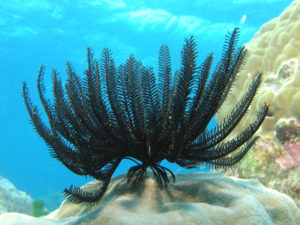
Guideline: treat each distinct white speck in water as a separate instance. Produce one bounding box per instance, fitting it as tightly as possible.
[239,14,247,25]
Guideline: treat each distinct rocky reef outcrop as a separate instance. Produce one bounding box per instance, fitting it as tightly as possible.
[0,176,32,215]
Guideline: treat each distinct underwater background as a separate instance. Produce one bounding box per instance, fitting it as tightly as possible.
[0,0,294,210]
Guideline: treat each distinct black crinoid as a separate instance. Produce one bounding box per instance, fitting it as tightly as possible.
[22,27,269,204]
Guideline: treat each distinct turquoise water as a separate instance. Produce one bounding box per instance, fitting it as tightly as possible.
[0,0,293,206]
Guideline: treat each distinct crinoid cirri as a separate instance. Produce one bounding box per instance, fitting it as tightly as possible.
[23,28,269,204]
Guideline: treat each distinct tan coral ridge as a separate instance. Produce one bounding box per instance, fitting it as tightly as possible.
[0,172,299,225]
[216,0,300,134]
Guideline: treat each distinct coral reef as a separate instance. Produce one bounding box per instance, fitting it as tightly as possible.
[275,118,300,143]
[0,173,299,225]
[0,176,33,215]
[224,135,300,207]
[218,0,300,207]
[277,141,300,168]
[216,0,300,134]
[275,118,300,169]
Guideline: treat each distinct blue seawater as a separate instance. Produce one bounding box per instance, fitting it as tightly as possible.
[0,0,293,208]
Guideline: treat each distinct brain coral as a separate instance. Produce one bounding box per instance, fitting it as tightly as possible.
[216,0,300,136]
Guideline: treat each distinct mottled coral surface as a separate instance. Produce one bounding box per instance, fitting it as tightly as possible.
[219,0,300,208]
